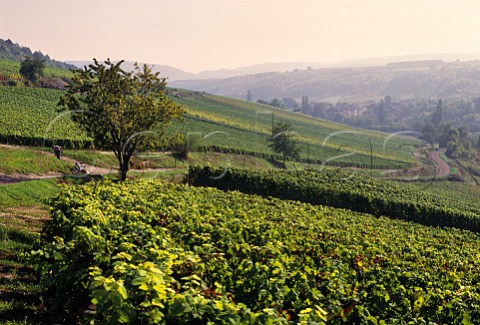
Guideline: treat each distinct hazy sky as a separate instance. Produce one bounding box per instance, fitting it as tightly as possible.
[1,0,480,72]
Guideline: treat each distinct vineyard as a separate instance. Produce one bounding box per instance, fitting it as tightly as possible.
[188,166,480,232]
[169,92,419,169]
[31,179,480,324]
[0,59,73,80]
[0,86,92,148]
[0,81,420,168]
[2,44,479,325]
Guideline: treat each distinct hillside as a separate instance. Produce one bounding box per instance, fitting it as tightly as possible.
[0,54,420,170]
[1,55,477,324]
[170,60,480,103]
[166,90,418,168]
[67,60,327,81]
[67,60,193,81]
[0,38,76,70]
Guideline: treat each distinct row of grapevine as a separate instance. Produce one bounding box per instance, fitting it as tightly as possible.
[32,179,480,324]
[188,166,480,232]
[195,144,407,169]
[0,73,24,81]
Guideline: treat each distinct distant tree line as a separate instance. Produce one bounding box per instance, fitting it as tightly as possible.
[420,100,475,159]
[265,91,478,161]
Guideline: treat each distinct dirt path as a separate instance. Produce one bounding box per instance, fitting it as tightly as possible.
[431,149,451,177]
[0,154,181,184]
[60,156,115,175]
[0,173,60,184]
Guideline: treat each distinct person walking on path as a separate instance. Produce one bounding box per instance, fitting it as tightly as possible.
[52,145,63,159]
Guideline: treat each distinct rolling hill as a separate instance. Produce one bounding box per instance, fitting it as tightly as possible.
[170,60,480,103]
[0,56,418,169]
[2,50,479,324]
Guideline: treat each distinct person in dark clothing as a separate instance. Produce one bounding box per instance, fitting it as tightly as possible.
[52,145,63,159]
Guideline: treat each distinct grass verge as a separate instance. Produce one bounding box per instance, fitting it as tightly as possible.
[0,147,70,175]
[0,179,61,324]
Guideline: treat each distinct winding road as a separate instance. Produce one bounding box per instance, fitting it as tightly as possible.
[430,149,451,177]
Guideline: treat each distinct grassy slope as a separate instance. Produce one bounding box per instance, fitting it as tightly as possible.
[0,146,72,175]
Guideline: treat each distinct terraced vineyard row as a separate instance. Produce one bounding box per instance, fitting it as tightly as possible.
[188,166,480,232]
[32,179,480,324]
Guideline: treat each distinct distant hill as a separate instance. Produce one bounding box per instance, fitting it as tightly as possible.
[170,59,480,103]
[67,60,328,81]
[0,38,77,70]
[191,62,327,79]
[67,60,194,81]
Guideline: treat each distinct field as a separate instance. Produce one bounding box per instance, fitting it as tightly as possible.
[188,167,480,232]
[31,179,480,324]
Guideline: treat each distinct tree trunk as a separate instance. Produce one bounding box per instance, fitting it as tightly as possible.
[118,155,130,182]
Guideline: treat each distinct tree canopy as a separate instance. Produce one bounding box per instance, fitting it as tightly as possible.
[268,120,300,166]
[19,57,45,84]
[58,59,184,181]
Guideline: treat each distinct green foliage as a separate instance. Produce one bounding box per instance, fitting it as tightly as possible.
[169,92,418,169]
[0,87,92,148]
[188,166,480,232]
[0,146,71,175]
[0,59,73,83]
[0,179,59,209]
[443,126,474,160]
[269,121,300,165]
[19,57,45,85]
[32,179,480,323]
[59,59,184,181]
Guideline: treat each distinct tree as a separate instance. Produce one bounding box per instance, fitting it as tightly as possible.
[19,57,45,84]
[246,89,252,101]
[59,59,184,181]
[282,98,299,110]
[431,99,444,127]
[376,100,387,125]
[421,122,436,145]
[269,98,285,108]
[301,95,310,113]
[268,120,300,166]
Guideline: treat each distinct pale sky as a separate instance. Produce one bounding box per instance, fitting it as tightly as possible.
[1,0,480,73]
